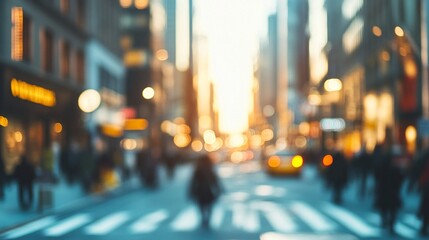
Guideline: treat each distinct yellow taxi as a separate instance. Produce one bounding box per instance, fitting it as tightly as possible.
[264,150,304,176]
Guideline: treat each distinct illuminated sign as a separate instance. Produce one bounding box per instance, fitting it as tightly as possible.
[320,118,346,132]
[10,78,56,107]
[11,7,23,61]
[124,118,148,131]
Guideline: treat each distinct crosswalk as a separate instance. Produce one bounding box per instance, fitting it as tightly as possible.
[1,201,422,239]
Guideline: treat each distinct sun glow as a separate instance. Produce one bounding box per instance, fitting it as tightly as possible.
[195,0,275,134]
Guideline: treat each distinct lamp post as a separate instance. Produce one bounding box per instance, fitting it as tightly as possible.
[78,89,101,152]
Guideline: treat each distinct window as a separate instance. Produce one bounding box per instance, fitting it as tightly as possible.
[60,0,70,15]
[75,50,85,85]
[40,29,54,73]
[76,0,86,28]
[23,15,32,62]
[60,40,70,79]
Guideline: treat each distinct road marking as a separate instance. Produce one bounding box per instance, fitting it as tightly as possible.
[402,214,421,229]
[130,209,169,233]
[231,203,260,232]
[322,203,380,237]
[44,214,91,237]
[170,206,199,231]
[253,201,298,233]
[290,201,337,232]
[244,207,260,232]
[260,232,359,240]
[3,217,56,239]
[395,222,418,239]
[232,203,247,229]
[210,205,224,229]
[85,211,130,235]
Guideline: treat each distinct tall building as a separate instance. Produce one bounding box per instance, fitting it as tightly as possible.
[323,0,422,154]
[0,0,88,172]
[0,0,125,176]
[258,0,309,148]
[287,0,310,134]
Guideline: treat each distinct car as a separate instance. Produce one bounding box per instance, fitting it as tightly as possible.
[264,150,304,176]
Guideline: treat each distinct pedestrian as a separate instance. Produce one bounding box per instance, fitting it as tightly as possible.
[373,142,404,234]
[188,153,222,228]
[417,159,429,236]
[0,155,5,201]
[352,145,373,199]
[14,155,36,210]
[325,149,349,204]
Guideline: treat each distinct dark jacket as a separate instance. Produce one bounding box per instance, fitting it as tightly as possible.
[188,155,222,205]
[14,158,36,186]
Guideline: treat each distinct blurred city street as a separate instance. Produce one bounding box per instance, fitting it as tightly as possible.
[0,161,424,240]
[2,0,429,239]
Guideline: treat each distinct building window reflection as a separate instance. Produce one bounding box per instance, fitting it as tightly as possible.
[60,40,70,79]
[40,29,54,73]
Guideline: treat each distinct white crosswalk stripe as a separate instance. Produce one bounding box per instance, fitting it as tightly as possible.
[85,211,130,235]
[402,214,421,229]
[44,214,92,237]
[130,209,169,233]
[5,200,420,238]
[395,222,418,239]
[290,201,337,232]
[322,203,380,238]
[170,206,199,231]
[3,217,56,239]
[210,205,224,229]
[231,203,260,232]
[253,201,298,233]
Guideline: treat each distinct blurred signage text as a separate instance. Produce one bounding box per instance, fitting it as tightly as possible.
[10,78,56,107]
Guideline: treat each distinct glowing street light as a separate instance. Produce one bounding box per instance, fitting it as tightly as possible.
[142,87,155,100]
[324,78,342,92]
[78,89,101,113]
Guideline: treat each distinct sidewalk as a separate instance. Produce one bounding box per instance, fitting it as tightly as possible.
[0,175,141,233]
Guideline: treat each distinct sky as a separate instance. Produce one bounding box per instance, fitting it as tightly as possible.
[194,0,276,134]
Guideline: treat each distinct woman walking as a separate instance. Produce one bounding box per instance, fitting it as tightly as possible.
[188,154,222,228]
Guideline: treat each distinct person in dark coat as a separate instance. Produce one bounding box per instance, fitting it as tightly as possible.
[373,145,404,234]
[0,156,5,200]
[14,156,36,210]
[325,150,349,204]
[353,146,373,199]
[188,154,222,228]
[417,160,429,236]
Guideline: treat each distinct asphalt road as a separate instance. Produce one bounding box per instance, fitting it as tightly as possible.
[0,161,424,240]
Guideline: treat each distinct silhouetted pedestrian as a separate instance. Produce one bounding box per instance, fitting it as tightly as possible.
[417,160,429,236]
[14,156,36,210]
[373,144,404,234]
[325,150,349,204]
[136,150,158,188]
[188,154,222,228]
[0,155,5,201]
[164,153,176,180]
[353,146,372,199]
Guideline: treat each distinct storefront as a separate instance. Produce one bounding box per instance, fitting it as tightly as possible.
[0,64,83,174]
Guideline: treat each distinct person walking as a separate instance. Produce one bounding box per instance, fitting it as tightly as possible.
[188,154,222,228]
[325,150,349,204]
[373,142,404,234]
[0,155,5,201]
[417,159,429,236]
[353,146,373,199]
[14,155,36,210]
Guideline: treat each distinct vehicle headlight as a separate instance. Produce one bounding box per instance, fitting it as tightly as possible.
[291,155,303,168]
